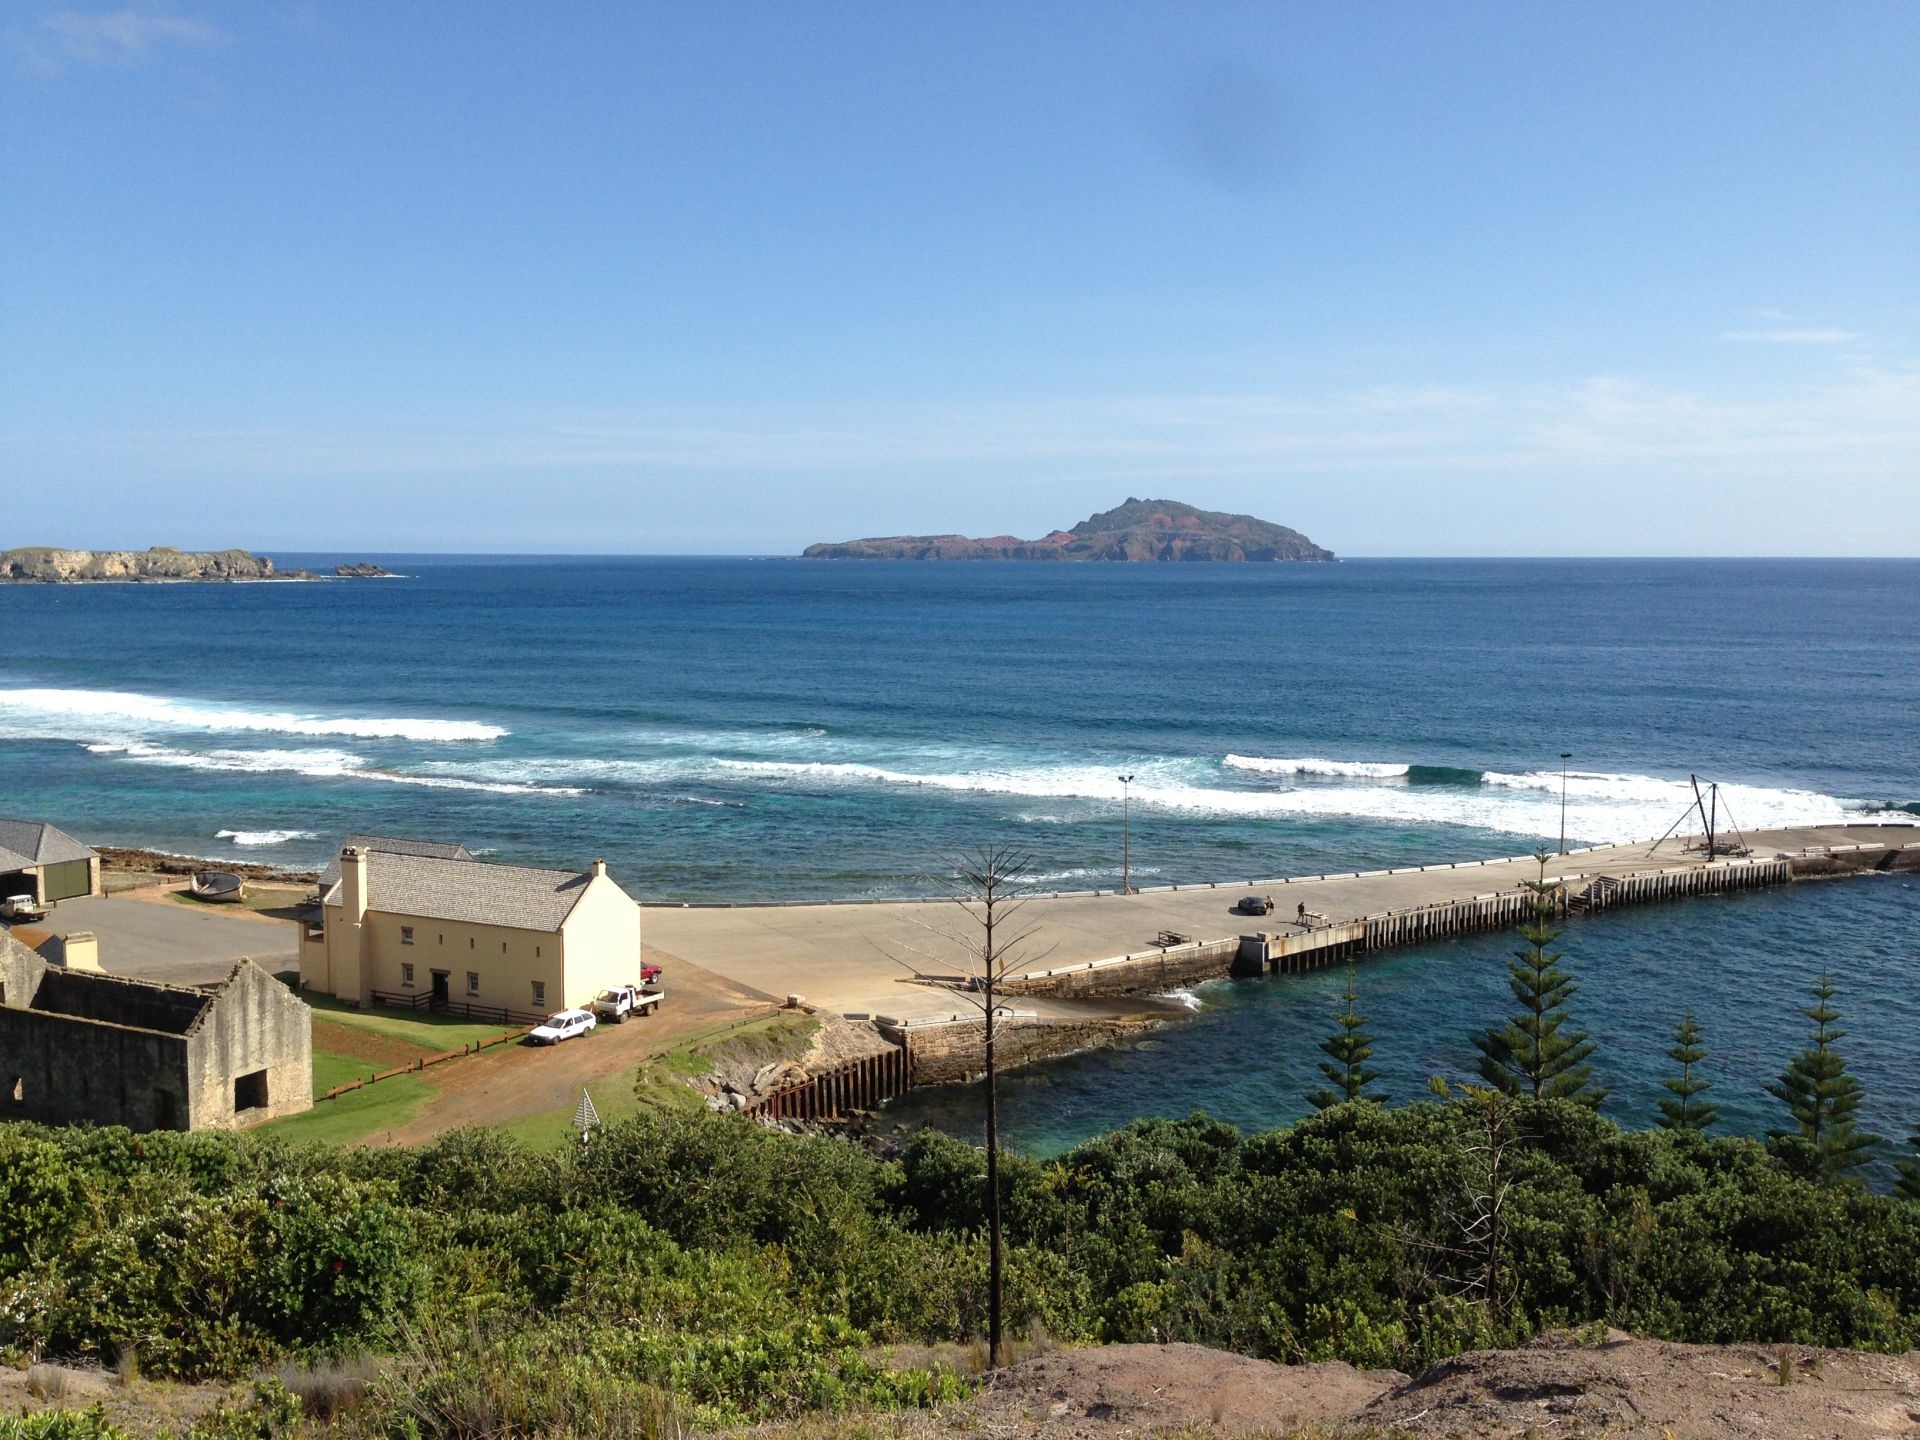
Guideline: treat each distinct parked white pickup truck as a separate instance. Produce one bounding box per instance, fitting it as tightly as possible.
[591,985,664,1023]
[1,894,48,923]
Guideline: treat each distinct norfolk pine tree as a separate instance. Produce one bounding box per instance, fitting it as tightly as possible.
[1656,1011,1718,1132]
[1310,964,1383,1109]
[1895,1124,1920,1202]
[1473,853,1606,1106]
[1765,973,1879,1185]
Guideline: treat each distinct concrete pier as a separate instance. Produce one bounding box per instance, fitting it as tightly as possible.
[642,822,1919,1025]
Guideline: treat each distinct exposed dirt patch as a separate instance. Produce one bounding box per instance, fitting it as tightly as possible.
[1364,1333,1920,1438]
[311,1017,431,1069]
[739,1336,1920,1439]
[971,1343,1400,1437]
[801,1012,897,1071]
[0,1363,231,1437]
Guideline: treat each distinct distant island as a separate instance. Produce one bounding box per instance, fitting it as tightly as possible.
[802,498,1335,562]
[0,546,395,583]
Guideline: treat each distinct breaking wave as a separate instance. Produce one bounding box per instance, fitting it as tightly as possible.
[1225,755,1410,778]
[0,686,505,743]
[82,741,581,796]
[215,828,318,847]
[709,755,1861,844]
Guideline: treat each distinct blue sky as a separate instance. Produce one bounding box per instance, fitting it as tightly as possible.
[3,3,1916,555]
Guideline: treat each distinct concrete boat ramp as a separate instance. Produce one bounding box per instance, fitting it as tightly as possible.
[643,822,1919,1032]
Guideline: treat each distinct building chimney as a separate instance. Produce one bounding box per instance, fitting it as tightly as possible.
[590,858,607,879]
[341,845,370,922]
[55,932,100,971]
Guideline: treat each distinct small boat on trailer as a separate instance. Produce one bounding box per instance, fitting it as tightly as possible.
[190,871,246,903]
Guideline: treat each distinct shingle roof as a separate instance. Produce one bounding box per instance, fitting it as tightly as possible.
[360,851,592,932]
[318,834,475,887]
[0,819,96,874]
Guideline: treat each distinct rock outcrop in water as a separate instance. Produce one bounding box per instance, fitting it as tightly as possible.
[0,548,400,582]
[0,546,278,583]
[803,498,1334,562]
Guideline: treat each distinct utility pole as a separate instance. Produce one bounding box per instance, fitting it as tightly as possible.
[1558,753,1573,856]
[1117,773,1135,894]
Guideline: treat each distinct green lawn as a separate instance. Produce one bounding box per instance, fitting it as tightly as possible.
[302,990,522,1050]
[168,886,311,918]
[266,1047,436,1145]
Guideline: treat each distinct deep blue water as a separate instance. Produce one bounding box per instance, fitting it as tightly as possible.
[2,557,1916,1157]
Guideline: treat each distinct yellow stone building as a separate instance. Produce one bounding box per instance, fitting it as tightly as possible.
[299,837,641,1019]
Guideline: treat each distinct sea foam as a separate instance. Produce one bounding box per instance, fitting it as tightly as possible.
[0,686,505,742]
[83,741,582,796]
[1225,755,1412,779]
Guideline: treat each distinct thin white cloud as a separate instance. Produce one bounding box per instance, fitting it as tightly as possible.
[35,8,224,67]
[7,361,1916,486]
[1722,327,1860,346]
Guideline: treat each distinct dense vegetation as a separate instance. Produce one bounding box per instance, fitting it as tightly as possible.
[4,1095,1917,1434]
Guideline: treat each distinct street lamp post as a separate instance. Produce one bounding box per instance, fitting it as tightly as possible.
[1117,774,1135,894]
[1558,752,1573,855]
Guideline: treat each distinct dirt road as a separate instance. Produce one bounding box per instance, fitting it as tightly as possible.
[378,950,774,1144]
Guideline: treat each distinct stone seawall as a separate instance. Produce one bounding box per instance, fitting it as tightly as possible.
[998,937,1240,1000]
[896,1014,1162,1087]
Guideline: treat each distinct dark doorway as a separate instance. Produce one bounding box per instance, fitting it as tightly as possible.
[430,970,450,1009]
[152,1090,179,1131]
[234,1069,269,1113]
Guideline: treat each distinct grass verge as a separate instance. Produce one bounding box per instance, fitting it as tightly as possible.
[301,990,518,1050]
[267,1047,437,1145]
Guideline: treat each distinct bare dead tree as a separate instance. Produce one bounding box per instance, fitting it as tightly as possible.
[885,842,1051,1368]
[1397,1082,1522,1329]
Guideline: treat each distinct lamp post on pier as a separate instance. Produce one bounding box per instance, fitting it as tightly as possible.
[1117,773,1135,894]
[1558,752,1573,855]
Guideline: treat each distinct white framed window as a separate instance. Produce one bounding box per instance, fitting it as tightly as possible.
[466,971,480,996]
[401,925,414,946]
[401,962,415,987]
[531,980,546,1006]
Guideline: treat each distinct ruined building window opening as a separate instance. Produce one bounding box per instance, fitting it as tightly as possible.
[466,971,479,996]
[401,926,414,945]
[535,946,541,958]
[234,1069,269,1113]
[501,941,507,954]
[531,980,545,1007]
[5,1076,20,1104]
[401,962,415,988]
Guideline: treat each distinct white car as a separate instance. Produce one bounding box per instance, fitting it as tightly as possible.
[527,1008,597,1045]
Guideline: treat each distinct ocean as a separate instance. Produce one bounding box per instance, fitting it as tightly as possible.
[3,557,1916,1155]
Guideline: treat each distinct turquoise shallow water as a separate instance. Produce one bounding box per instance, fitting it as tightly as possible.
[1,556,1915,1155]
[886,873,1920,1172]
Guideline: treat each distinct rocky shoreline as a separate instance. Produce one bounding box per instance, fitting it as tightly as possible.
[97,845,320,886]
[1,546,396,583]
